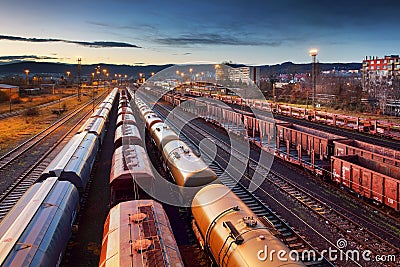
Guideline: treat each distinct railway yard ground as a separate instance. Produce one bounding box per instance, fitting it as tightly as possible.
[0,88,79,114]
[0,89,104,157]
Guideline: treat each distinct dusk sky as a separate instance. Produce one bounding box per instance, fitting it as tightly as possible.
[1,0,399,66]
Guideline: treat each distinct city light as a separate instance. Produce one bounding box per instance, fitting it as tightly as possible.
[309,48,318,57]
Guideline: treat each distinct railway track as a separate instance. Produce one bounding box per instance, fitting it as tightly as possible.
[138,96,333,267]
[142,94,400,266]
[0,94,77,120]
[0,93,107,221]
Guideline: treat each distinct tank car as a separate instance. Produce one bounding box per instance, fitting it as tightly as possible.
[109,145,155,206]
[149,122,179,150]
[0,177,79,267]
[144,112,163,131]
[162,140,217,187]
[192,184,305,267]
[139,106,154,120]
[99,200,184,267]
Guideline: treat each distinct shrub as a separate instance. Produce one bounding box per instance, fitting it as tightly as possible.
[11,98,22,104]
[24,107,39,116]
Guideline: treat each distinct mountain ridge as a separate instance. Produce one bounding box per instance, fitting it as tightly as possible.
[0,61,362,77]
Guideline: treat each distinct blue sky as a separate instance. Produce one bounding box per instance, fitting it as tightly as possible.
[0,0,399,65]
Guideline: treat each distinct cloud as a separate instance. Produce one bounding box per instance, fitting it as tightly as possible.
[172,52,192,56]
[0,34,142,48]
[155,33,281,47]
[0,55,59,62]
[87,21,157,32]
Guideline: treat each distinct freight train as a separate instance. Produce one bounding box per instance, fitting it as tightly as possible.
[134,96,217,190]
[143,86,400,211]
[101,89,184,266]
[113,91,307,266]
[0,88,118,266]
[180,86,400,140]
[0,87,323,267]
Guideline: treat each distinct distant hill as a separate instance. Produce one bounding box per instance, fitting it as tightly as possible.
[0,61,362,77]
[0,62,172,78]
[259,61,362,77]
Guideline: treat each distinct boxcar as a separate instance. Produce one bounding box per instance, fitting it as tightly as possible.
[109,145,155,206]
[114,124,142,149]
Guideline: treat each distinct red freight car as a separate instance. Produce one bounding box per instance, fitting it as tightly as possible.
[275,123,346,175]
[109,145,155,206]
[334,139,400,167]
[332,155,400,211]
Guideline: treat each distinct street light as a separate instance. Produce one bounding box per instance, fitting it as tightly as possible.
[66,71,70,89]
[309,48,318,109]
[106,73,109,92]
[102,69,107,89]
[24,69,30,86]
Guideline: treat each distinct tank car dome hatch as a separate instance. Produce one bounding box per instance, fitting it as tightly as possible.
[130,213,147,223]
[132,238,152,252]
[243,216,258,227]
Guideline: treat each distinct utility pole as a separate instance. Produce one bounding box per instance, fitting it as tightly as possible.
[309,49,318,109]
[77,58,82,101]
[9,88,11,113]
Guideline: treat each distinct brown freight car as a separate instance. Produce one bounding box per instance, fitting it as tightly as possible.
[332,155,400,211]
[109,145,155,206]
[334,139,400,167]
[275,123,346,175]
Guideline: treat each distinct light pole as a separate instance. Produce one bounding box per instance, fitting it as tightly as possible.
[309,48,318,109]
[102,69,107,90]
[77,58,82,101]
[66,71,70,90]
[106,73,109,92]
[24,69,30,86]
[9,87,11,113]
